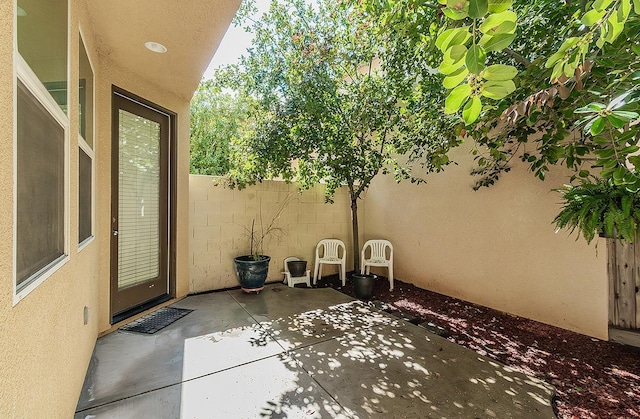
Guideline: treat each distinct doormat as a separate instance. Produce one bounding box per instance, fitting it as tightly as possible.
[119,307,193,334]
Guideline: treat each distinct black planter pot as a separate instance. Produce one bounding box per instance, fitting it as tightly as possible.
[352,273,377,300]
[287,260,307,277]
[234,255,271,293]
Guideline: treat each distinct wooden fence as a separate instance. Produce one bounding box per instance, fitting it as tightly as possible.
[608,235,640,345]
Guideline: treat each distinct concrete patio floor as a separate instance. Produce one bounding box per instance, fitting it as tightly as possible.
[75,284,556,418]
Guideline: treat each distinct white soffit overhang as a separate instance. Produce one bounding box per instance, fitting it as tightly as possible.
[86,0,242,99]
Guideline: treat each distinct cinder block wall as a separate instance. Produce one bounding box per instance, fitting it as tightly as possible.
[189,175,354,292]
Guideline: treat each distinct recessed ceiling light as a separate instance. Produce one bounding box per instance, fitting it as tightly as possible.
[144,41,167,54]
[17,6,27,16]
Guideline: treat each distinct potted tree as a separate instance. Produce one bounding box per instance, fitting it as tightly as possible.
[234,194,291,293]
[553,178,640,244]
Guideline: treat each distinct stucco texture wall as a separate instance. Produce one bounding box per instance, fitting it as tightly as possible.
[1,0,194,416]
[189,177,354,292]
[0,2,100,417]
[362,143,608,339]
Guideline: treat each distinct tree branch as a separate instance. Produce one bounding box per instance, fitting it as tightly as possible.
[504,48,531,67]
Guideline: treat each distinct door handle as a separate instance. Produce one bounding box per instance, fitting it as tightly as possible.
[113,230,118,236]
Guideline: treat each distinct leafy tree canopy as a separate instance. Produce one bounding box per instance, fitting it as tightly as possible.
[216,0,462,268]
[190,79,251,176]
[192,0,640,244]
[359,0,640,192]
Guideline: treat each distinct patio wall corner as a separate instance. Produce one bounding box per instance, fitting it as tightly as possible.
[362,143,608,339]
[188,177,355,293]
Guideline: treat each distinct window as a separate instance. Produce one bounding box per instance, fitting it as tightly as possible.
[78,34,94,247]
[79,34,93,147]
[17,0,68,113]
[15,0,69,300]
[78,146,93,245]
[15,79,67,291]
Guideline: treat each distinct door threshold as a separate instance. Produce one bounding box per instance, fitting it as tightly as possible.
[112,294,171,324]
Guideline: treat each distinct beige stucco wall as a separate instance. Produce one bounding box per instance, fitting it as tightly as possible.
[0,2,100,417]
[189,177,354,292]
[362,143,609,339]
[0,0,193,416]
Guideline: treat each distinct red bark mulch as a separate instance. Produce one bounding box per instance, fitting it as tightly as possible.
[315,274,640,419]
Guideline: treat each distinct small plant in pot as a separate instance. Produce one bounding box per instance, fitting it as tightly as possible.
[553,177,640,244]
[234,194,291,293]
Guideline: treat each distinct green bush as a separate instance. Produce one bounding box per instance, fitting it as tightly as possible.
[553,178,640,243]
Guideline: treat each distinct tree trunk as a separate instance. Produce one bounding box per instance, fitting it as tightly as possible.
[351,196,360,272]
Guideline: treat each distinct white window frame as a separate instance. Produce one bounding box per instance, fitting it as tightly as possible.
[78,29,95,251]
[13,19,70,304]
[78,136,95,251]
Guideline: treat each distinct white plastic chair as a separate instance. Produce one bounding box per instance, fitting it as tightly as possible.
[313,239,346,286]
[361,239,394,290]
[282,257,311,288]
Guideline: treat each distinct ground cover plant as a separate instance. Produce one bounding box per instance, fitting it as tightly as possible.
[317,274,640,418]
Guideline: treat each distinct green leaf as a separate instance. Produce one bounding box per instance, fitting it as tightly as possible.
[596,25,607,48]
[575,103,607,113]
[545,38,580,69]
[607,91,632,109]
[465,45,487,74]
[563,60,578,78]
[550,62,565,81]
[545,51,565,69]
[436,28,457,51]
[439,60,464,75]
[611,110,639,120]
[443,67,469,88]
[469,0,489,18]
[480,33,516,51]
[487,0,513,13]
[445,84,472,114]
[436,27,471,52]
[558,37,580,53]
[482,64,517,81]
[618,0,631,22]
[606,114,627,128]
[462,96,482,124]
[581,9,606,26]
[613,166,627,183]
[593,0,615,11]
[480,80,516,99]
[439,45,467,74]
[443,7,468,20]
[629,155,640,169]
[620,145,640,155]
[634,0,640,14]
[479,11,517,34]
[590,117,606,135]
[606,111,639,128]
[605,14,624,43]
[443,44,468,64]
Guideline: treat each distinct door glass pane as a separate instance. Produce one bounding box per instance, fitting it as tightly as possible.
[118,110,160,289]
